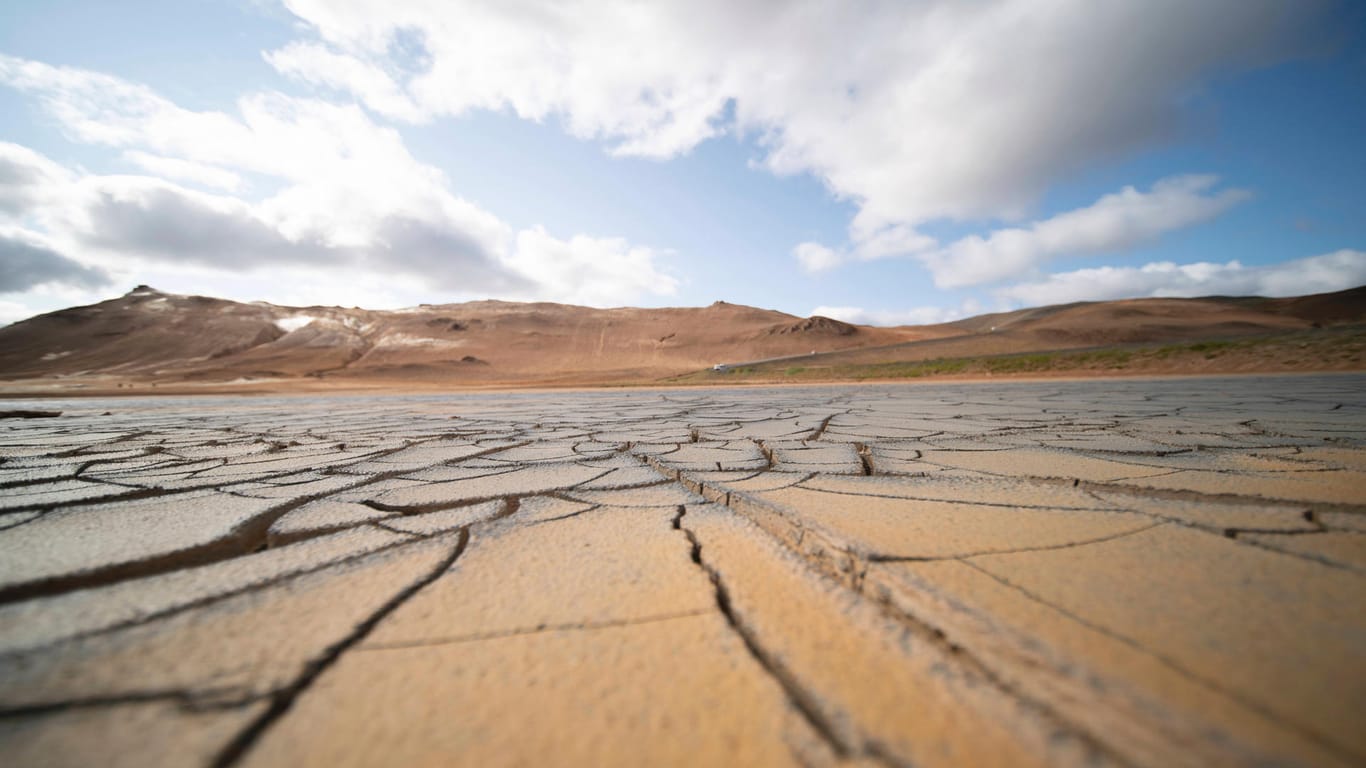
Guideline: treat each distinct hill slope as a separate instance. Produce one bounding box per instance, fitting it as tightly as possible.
[1,285,1362,390]
[786,287,1366,370]
[0,288,919,386]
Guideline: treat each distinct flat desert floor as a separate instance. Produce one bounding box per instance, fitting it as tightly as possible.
[1,375,1364,766]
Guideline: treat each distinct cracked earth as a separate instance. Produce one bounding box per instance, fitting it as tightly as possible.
[1,375,1364,767]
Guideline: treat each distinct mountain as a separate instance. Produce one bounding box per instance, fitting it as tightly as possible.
[0,288,925,386]
[769,286,1366,371]
[1,285,1361,390]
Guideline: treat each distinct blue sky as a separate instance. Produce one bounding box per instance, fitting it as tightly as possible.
[1,0,1363,325]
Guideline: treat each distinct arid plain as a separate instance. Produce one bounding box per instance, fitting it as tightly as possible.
[1,375,1363,766]
[5,1,1365,765]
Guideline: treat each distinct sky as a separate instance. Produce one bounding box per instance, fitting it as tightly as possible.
[1,1,1364,327]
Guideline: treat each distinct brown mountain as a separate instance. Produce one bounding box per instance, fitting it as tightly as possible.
[1,285,1361,390]
[770,286,1366,371]
[0,288,924,386]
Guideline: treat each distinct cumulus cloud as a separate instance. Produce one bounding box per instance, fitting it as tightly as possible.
[795,223,937,273]
[57,173,529,293]
[0,56,478,241]
[0,230,109,292]
[813,250,1366,326]
[1,3,1342,317]
[372,215,535,293]
[70,176,332,267]
[0,141,72,217]
[507,227,678,307]
[0,58,678,307]
[0,55,252,160]
[0,300,36,325]
[270,0,1327,235]
[920,176,1249,288]
[798,175,1248,281]
[811,304,970,327]
[997,250,1366,306]
[264,41,422,122]
[793,242,843,273]
[121,151,243,192]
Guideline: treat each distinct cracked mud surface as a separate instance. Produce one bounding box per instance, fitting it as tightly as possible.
[1,375,1364,767]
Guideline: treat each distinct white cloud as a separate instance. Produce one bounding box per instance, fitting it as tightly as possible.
[121,151,244,192]
[0,55,253,161]
[0,58,678,308]
[0,55,501,248]
[920,175,1249,288]
[793,242,842,272]
[796,223,937,273]
[0,141,73,218]
[0,227,110,292]
[811,304,971,327]
[507,227,678,307]
[271,0,1326,235]
[1,5,1345,324]
[998,250,1366,306]
[264,41,422,122]
[0,299,35,326]
[797,175,1247,281]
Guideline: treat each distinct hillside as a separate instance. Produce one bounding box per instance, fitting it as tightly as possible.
[0,285,1362,392]
[769,287,1366,371]
[0,288,920,387]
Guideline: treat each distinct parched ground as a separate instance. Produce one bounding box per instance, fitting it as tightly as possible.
[1,376,1364,767]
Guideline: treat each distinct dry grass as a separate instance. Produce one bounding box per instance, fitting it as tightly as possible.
[668,328,1366,385]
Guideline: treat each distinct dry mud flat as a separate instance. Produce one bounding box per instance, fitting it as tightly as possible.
[0,376,1363,767]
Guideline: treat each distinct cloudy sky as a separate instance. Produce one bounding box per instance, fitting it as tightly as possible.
[2,1,1364,326]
